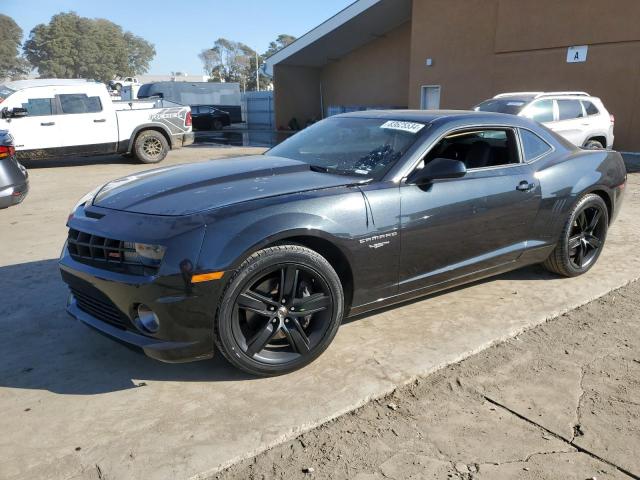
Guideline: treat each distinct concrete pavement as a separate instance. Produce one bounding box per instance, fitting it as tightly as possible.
[0,148,639,479]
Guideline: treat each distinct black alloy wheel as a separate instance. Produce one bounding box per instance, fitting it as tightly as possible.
[215,245,344,376]
[543,193,608,277]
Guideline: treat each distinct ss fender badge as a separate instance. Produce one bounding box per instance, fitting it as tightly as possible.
[359,231,397,249]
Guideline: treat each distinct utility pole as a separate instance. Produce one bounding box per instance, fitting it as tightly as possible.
[255,51,260,92]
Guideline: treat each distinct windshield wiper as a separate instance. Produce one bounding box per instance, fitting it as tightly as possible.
[309,165,333,174]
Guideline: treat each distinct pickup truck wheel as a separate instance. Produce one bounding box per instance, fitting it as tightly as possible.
[133,130,169,164]
[584,139,604,150]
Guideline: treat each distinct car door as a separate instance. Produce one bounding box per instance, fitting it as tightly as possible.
[1,90,61,154]
[398,127,542,294]
[552,99,588,146]
[54,90,117,155]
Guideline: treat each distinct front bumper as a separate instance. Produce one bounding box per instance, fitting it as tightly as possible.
[58,206,226,362]
[59,256,224,362]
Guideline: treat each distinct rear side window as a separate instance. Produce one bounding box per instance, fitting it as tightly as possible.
[525,100,554,123]
[520,129,552,161]
[58,94,102,114]
[557,100,584,120]
[22,98,54,116]
[582,101,600,116]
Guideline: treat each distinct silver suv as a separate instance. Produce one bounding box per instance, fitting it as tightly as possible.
[475,92,614,149]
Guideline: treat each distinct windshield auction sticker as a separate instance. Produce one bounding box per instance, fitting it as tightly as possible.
[381,121,425,134]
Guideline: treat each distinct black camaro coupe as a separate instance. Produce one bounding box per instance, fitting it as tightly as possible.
[60,111,626,376]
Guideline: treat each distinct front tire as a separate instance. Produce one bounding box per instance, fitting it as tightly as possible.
[133,130,169,164]
[215,245,344,376]
[543,194,608,277]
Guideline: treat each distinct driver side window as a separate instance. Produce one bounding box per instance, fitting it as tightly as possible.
[422,128,520,170]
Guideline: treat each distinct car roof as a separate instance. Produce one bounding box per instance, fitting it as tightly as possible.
[3,79,100,90]
[335,109,536,127]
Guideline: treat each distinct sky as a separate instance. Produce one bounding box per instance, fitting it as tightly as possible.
[1,0,354,75]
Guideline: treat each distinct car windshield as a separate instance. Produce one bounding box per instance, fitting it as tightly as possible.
[475,99,529,115]
[268,117,425,179]
[0,85,15,104]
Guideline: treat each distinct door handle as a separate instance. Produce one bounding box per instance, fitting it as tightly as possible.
[93,119,106,123]
[516,180,535,192]
[40,121,55,126]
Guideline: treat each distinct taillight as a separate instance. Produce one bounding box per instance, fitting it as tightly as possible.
[0,145,15,159]
[610,114,615,124]
[185,111,192,127]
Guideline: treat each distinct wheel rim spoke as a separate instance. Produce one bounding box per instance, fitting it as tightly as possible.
[568,235,581,250]
[587,209,602,232]
[283,318,310,354]
[577,212,588,231]
[280,266,299,301]
[291,293,330,317]
[584,234,602,249]
[237,291,275,316]
[575,243,585,267]
[246,320,278,357]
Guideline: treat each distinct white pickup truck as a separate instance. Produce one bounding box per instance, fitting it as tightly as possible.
[0,79,193,164]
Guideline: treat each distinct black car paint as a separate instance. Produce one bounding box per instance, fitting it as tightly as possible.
[59,111,627,362]
[0,130,29,208]
[191,106,232,131]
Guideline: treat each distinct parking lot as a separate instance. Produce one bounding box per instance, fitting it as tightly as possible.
[1,148,639,480]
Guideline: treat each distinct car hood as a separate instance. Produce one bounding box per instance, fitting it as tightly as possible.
[93,155,365,216]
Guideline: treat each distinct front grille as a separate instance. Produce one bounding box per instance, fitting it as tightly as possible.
[70,287,129,329]
[67,228,157,276]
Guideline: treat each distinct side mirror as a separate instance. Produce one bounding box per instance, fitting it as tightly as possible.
[10,107,28,118]
[407,158,467,185]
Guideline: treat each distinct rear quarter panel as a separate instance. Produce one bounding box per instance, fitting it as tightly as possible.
[531,149,626,243]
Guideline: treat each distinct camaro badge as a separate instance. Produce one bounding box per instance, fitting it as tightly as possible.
[359,231,397,249]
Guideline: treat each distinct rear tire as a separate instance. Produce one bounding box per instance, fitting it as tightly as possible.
[215,245,344,377]
[543,193,608,277]
[133,130,169,164]
[584,139,604,150]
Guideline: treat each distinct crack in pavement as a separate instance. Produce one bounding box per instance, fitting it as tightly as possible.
[483,395,640,480]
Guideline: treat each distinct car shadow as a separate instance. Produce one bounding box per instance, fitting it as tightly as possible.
[0,259,254,396]
[0,258,554,395]
[343,264,556,324]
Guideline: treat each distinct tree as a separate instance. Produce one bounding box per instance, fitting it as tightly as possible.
[263,34,296,59]
[199,34,296,91]
[23,12,155,82]
[0,14,30,80]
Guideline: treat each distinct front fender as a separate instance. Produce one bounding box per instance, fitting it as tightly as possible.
[196,191,368,273]
[194,187,401,308]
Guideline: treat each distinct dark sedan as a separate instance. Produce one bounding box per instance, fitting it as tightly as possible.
[0,130,28,209]
[191,105,231,131]
[59,111,626,376]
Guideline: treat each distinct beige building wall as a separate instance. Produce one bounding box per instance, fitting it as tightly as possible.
[408,0,640,150]
[321,21,411,110]
[274,65,321,130]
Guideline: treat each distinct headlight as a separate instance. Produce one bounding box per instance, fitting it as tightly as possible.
[124,242,166,266]
[69,185,103,218]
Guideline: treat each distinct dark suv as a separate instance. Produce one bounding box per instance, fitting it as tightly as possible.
[191,106,231,131]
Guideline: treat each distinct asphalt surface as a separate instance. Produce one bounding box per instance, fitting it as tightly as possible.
[0,148,638,480]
